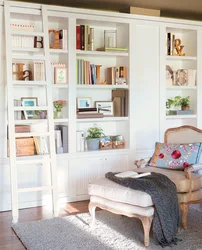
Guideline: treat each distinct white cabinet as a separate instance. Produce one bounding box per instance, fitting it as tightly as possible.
[68,154,129,200]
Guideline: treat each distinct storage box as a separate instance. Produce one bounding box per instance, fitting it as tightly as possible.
[129,7,160,17]
[111,135,125,149]
[99,136,113,150]
[112,141,125,149]
[7,138,35,156]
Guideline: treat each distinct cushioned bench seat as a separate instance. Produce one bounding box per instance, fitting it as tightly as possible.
[88,177,154,247]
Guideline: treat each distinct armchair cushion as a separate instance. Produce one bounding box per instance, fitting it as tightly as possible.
[149,142,201,170]
[133,167,202,193]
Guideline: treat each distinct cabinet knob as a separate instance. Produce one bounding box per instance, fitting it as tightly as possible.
[104,157,107,160]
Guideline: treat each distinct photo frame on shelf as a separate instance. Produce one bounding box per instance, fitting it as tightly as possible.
[175,69,188,86]
[77,97,92,108]
[95,101,114,116]
[54,66,68,84]
[21,97,38,119]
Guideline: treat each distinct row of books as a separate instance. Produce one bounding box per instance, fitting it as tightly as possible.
[11,24,35,48]
[76,25,93,50]
[54,125,68,154]
[166,33,176,56]
[33,136,49,155]
[12,61,45,81]
[49,29,68,50]
[77,59,97,85]
[107,66,127,85]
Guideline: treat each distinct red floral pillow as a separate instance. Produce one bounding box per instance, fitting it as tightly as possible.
[149,142,201,170]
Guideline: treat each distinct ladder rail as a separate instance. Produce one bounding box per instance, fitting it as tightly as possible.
[4,2,19,223]
[42,5,59,217]
[4,3,59,222]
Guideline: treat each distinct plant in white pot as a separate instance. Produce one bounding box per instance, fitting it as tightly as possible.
[86,125,104,151]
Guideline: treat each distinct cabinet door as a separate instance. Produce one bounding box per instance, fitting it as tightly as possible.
[99,154,129,177]
[68,157,102,198]
[130,21,160,155]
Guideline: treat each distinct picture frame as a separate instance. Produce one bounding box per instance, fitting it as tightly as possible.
[54,67,68,84]
[95,101,114,116]
[21,97,38,119]
[77,97,92,109]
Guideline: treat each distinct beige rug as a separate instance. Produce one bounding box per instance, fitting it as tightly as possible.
[12,208,202,250]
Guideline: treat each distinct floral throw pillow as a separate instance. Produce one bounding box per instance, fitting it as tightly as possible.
[149,142,201,170]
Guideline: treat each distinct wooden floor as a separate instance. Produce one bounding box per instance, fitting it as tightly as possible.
[0,200,90,250]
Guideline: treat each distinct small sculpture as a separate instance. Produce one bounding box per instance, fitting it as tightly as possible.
[174,39,185,56]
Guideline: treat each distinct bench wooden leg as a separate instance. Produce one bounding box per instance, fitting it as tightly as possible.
[180,203,189,229]
[88,202,96,226]
[139,215,153,247]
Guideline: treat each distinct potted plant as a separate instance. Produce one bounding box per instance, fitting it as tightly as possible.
[86,125,104,151]
[167,96,182,110]
[35,110,47,119]
[179,96,190,110]
[53,100,67,119]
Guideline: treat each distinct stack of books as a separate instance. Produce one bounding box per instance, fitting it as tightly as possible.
[112,89,129,117]
[77,108,104,119]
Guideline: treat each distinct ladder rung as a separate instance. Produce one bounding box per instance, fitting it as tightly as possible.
[12,54,45,60]
[15,119,48,125]
[14,106,48,111]
[16,156,51,165]
[11,31,45,37]
[15,132,50,137]
[18,186,53,193]
[12,80,47,86]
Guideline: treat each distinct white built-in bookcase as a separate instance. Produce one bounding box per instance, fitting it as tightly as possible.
[1,0,202,211]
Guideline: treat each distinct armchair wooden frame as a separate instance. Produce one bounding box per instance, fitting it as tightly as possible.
[135,125,202,229]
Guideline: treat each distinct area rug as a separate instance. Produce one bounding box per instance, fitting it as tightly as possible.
[12,208,202,250]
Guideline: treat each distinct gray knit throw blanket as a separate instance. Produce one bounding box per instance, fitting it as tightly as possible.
[105,172,180,247]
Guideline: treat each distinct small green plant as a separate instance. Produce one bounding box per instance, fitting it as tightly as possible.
[167,96,181,108]
[86,125,104,140]
[179,96,190,107]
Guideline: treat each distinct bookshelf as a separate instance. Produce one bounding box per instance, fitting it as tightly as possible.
[2,0,202,215]
[163,26,199,133]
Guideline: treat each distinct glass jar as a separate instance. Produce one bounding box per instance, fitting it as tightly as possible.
[104,30,117,48]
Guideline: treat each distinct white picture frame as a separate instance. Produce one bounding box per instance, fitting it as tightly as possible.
[77,97,92,108]
[95,101,114,116]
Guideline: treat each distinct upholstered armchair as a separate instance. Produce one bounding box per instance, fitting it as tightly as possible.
[134,125,202,229]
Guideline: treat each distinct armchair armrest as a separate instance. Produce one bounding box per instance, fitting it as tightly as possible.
[134,157,151,168]
[184,164,202,175]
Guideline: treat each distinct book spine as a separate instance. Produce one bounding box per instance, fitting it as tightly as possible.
[80,25,85,50]
[167,33,171,55]
[76,25,81,50]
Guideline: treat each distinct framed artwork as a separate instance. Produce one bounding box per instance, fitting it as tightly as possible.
[95,101,114,116]
[77,97,92,109]
[21,97,38,119]
[54,67,68,84]
[175,69,188,86]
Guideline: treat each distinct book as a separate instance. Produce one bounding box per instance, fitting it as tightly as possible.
[59,125,68,153]
[168,110,193,115]
[77,113,104,119]
[76,130,85,152]
[115,171,151,178]
[97,47,128,52]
